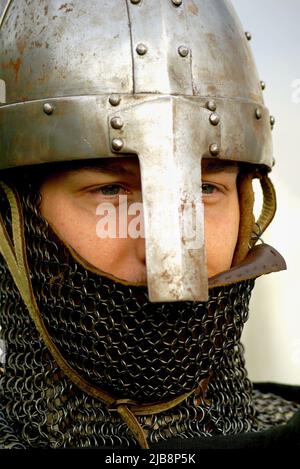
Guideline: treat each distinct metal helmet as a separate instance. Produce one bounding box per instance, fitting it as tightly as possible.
[0,0,274,302]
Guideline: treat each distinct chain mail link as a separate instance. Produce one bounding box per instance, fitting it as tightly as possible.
[0,182,299,448]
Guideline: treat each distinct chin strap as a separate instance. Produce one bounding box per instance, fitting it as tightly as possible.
[0,180,212,449]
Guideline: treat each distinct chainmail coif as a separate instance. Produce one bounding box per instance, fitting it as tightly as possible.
[0,182,299,448]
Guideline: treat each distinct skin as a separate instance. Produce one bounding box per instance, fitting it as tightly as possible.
[39,157,240,284]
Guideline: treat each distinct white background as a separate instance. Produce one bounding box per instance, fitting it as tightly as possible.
[232,0,300,385]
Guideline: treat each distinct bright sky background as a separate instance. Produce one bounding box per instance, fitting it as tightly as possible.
[232,0,300,384]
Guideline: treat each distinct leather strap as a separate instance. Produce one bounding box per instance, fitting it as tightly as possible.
[251,173,277,246]
[117,405,149,449]
[209,243,286,288]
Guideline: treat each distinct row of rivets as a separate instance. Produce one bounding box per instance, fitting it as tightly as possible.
[208,102,220,156]
[136,43,189,57]
[130,1,183,58]
[43,103,274,157]
[246,28,269,130]
[109,94,124,151]
[206,101,274,131]
[43,100,124,116]
[256,108,276,129]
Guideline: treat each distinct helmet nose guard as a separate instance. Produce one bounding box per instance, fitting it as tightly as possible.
[0,0,274,302]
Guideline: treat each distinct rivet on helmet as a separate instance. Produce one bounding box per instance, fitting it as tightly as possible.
[209,143,220,156]
[270,115,276,129]
[43,103,54,115]
[110,117,124,130]
[209,113,220,126]
[111,138,124,151]
[136,43,148,55]
[178,46,189,57]
[260,80,266,91]
[255,108,262,120]
[172,0,183,7]
[109,95,121,107]
[206,100,217,112]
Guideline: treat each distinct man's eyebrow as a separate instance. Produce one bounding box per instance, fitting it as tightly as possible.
[68,162,138,177]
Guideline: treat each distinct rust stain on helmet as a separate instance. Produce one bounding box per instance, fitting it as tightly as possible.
[17,39,27,55]
[188,0,199,16]
[59,3,74,13]
[2,57,22,82]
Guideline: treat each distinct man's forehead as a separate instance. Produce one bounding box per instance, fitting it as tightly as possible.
[64,157,238,176]
[60,157,139,177]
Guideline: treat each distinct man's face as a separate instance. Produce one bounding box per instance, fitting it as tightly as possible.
[39,157,240,285]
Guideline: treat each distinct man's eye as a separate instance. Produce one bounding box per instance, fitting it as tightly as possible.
[90,184,126,196]
[202,183,217,195]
